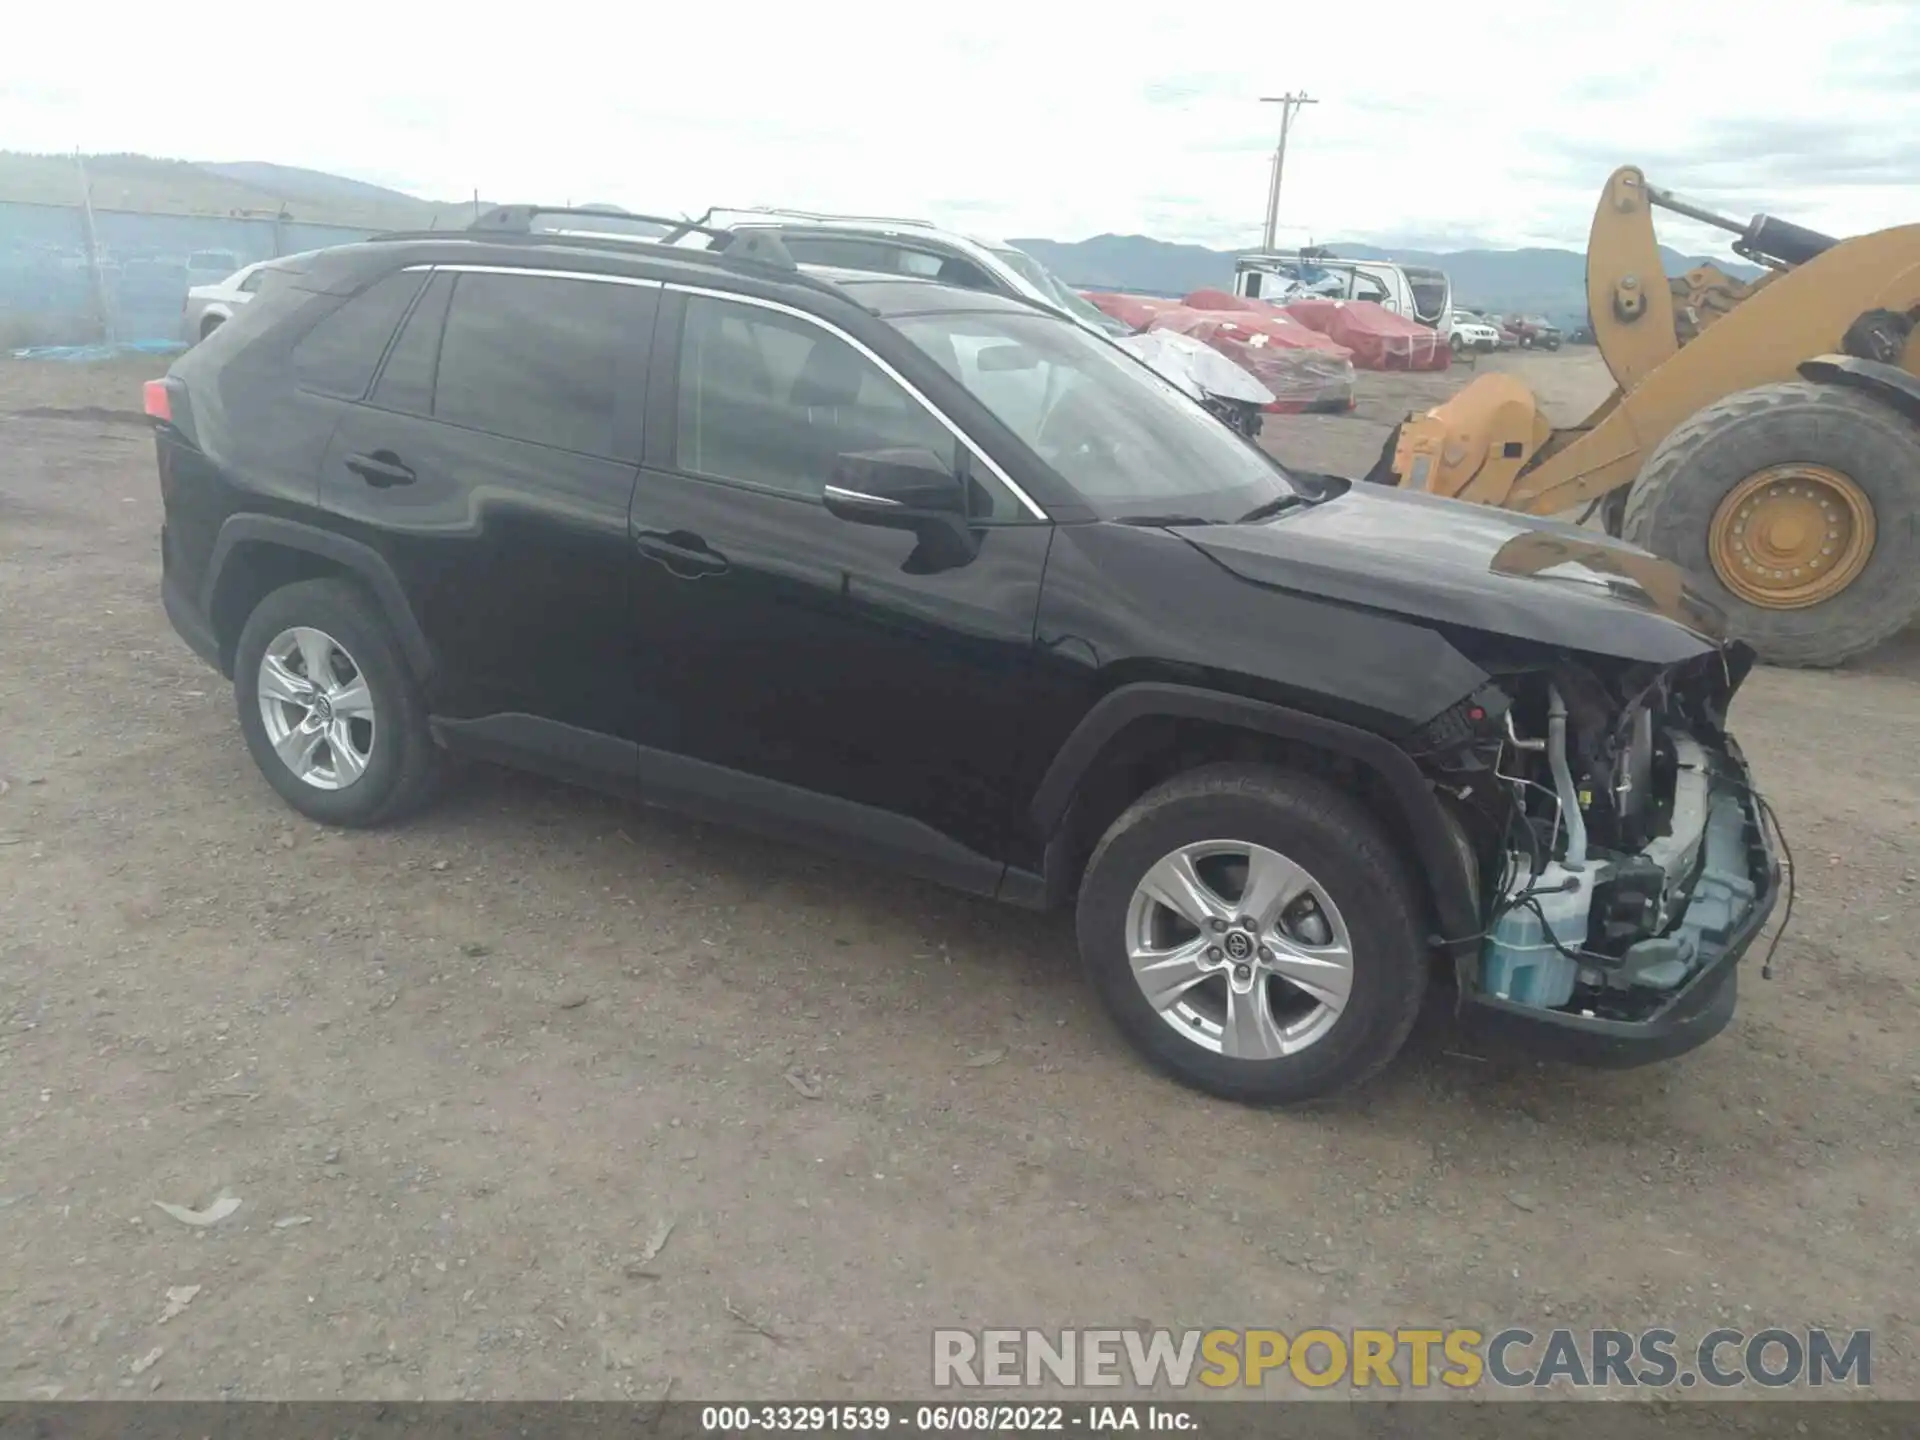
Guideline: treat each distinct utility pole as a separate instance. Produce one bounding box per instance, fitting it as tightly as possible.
[73,150,115,343]
[1259,92,1318,252]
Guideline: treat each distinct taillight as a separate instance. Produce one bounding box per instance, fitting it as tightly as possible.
[143,379,172,423]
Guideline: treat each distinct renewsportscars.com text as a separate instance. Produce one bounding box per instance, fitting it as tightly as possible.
[931,1327,1872,1391]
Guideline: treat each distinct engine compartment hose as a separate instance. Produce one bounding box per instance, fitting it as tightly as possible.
[1547,686,1589,870]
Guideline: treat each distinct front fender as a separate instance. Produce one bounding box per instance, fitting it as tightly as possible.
[1030,682,1480,955]
[1799,353,1920,425]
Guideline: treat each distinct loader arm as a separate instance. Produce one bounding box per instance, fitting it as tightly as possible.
[1587,166,1681,393]
[1509,224,1920,515]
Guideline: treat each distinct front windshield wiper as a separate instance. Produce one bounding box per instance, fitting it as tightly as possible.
[1235,494,1311,524]
[1112,514,1216,527]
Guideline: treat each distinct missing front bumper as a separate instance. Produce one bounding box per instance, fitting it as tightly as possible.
[1458,739,1782,1069]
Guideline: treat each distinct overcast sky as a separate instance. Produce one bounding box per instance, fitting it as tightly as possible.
[5,0,1916,257]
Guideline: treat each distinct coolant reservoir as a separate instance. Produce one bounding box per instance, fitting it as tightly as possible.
[1480,863,1595,1009]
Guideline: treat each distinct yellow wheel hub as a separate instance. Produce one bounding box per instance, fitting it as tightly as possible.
[1708,464,1876,609]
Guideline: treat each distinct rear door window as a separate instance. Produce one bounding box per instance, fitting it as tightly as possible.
[370,272,454,416]
[430,271,653,460]
[292,269,426,400]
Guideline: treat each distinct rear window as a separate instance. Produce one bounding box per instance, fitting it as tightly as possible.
[292,270,426,400]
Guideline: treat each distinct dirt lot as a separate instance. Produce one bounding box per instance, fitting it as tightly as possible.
[2,352,1916,1404]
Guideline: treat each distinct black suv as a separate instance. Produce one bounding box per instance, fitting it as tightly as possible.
[149,206,1781,1104]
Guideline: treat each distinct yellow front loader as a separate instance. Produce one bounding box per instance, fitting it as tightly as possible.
[1378,165,1920,667]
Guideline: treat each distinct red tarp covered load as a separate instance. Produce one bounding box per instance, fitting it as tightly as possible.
[1148,304,1355,414]
[1280,297,1450,371]
[1080,291,1186,332]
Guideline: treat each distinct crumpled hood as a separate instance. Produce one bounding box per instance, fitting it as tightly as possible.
[1180,483,1728,664]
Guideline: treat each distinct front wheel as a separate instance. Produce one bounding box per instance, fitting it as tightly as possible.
[1622,380,1920,667]
[1075,764,1429,1104]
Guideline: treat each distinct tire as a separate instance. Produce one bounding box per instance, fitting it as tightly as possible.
[1075,763,1429,1105]
[1621,380,1920,667]
[232,578,445,826]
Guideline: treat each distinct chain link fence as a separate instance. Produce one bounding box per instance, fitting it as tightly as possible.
[1,199,392,348]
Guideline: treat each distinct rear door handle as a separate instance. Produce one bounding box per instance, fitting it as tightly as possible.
[345,451,416,488]
[635,530,729,579]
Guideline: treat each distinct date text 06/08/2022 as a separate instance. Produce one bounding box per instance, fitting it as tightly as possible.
[699,1404,1194,1432]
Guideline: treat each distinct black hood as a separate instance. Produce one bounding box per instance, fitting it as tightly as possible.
[1179,483,1726,665]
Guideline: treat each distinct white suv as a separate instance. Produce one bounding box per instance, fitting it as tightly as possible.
[1447,313,1502,352]
[686,209,1131,338]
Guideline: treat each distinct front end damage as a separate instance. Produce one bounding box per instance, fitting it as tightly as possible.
[1412,644,1783,1066]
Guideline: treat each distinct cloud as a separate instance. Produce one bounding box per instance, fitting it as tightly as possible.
[2,0,1914,258]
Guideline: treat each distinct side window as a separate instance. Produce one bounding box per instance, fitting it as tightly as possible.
[292,270,426,400]
[775,235,950,281]
[239,269,266,294]
[370,272,454,416]
[1351,270,1391,304]
[431,271,652,459]
[673,295,960,502]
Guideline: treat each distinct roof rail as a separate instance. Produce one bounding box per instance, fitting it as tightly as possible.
[464,205,799,271]
[711,205,939,229]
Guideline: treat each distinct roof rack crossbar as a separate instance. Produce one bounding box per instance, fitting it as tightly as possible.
[466,205,799,271]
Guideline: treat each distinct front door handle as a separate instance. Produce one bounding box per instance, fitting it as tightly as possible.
[345,451,416,488]
[635,529,729,579]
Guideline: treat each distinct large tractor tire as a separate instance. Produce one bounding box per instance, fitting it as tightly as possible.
[1621,380,1920,668]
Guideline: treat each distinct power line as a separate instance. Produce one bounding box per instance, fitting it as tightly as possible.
[1258,92,1319,251]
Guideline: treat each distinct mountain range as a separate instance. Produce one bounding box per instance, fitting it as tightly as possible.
[2,153,1760,326]
[1009,235,1762,330]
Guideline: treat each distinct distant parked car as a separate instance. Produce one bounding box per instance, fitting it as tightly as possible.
[1510,315,1563,351]
[1447,313,1501,353]
[182,258,295,343]
[185,249,242,287]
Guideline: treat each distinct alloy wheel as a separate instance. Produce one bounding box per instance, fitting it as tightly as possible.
[1124,840,1354,1060]
[256,626,376,790]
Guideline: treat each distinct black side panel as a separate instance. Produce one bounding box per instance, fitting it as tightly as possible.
[430,714,636,792]
[634,742,1007,898]
[204,515,436,680]
[429,714,1006,898]
[1031,681,1481,953]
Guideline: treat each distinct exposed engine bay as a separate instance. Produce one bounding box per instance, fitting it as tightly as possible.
[1415,648,1781,1021]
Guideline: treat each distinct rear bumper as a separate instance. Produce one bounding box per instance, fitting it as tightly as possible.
[161,524,223,674]
[1458,741,1781,1069]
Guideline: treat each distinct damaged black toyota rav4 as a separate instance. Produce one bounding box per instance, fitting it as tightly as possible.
[149,206,1782,1104]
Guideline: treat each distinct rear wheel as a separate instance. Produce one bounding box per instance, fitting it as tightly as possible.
[1622,380,1920,667]
[1075,764,1428,1105]
[233,578,445,825]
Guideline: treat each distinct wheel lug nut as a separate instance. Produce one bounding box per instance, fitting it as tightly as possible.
[1207,947,1223,962]
[1209,918,1227,933]
[1234,964,1253,982]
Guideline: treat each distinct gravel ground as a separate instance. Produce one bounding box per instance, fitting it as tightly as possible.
[1,353,1915,1404]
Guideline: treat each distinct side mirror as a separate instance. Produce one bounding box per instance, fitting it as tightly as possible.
[823,448,979,573]
[823,448,966,522]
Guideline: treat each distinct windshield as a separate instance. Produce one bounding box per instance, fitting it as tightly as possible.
[896,309,1295,522]
[989,246,1125,333]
